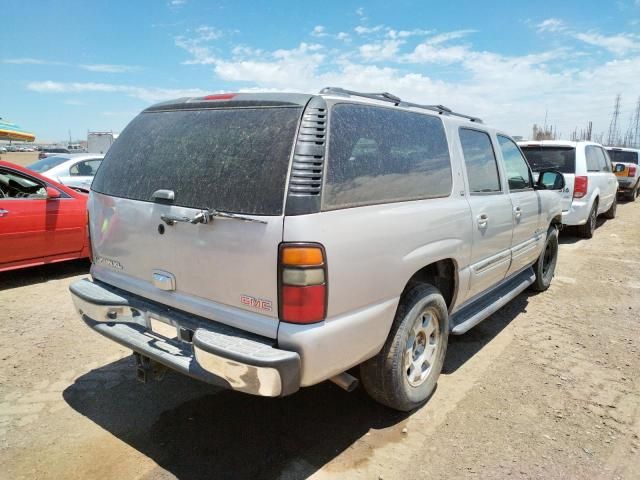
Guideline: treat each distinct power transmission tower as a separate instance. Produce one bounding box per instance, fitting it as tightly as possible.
[633,97,640,148]
[607,94,621,146]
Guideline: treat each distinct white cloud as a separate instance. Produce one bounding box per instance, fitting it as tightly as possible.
[354,25,384,35]
[359,39,404,60]
[536,18,567,33]
[337,32,350,41]
[573,31,640,55]
[3,58,67,65]
[169,0,186,6]
[64,99,86,106]
[27,81,208,103]
[311,25,327,37]
[387,29,431,39]
[80,64,140,73]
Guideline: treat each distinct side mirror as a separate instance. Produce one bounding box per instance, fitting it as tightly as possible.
[535,170,566,191]
[46,187,61,199]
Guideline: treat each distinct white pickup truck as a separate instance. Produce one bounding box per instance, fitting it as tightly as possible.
[606,147,640,201]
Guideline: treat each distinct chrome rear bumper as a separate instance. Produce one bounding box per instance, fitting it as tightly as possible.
[69,278,300,397]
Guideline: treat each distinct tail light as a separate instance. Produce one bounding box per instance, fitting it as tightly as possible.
[629,165,637,177]
[573,176,588,199]
[279,244,327,324]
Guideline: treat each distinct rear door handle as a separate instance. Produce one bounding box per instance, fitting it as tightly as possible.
[477,214,489,228]
[0,209,8,217]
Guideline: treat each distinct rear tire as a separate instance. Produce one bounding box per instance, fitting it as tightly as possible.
[577,201,597,239]
[627,184,638,202]
[360,284,449,412]
[530,226,559,292]
[603,195,617,219]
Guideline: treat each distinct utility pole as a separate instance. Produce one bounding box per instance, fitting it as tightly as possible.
[607,94,621,146]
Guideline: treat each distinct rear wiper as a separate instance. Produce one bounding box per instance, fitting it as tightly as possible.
[161,208,267,226]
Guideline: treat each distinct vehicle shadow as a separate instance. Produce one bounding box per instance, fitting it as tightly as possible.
[63,357,409,480]
[0,259,89,291]
[558,217,610,245]
[443,293,528,374]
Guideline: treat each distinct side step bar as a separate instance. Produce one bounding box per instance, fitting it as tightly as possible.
[450,268,535,335]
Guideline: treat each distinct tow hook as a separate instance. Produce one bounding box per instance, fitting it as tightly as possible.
[134,352,168,383]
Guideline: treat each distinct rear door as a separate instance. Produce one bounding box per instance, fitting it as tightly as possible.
[458,128,513,301]
[89,105,302,338]
[497,136,542,276]
[585,145,616,212]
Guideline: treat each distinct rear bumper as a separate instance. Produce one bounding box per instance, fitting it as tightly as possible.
[616,178,636,191]
[561,199,590,226]
[69,278,300,397]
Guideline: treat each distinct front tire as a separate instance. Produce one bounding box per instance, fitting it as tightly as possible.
[360,284,449,411]
[530,226,559,292]
[577,201,597,238]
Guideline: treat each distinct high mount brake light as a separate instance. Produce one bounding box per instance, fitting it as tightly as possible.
[279,244,327,324]
[573,176,588,199]
[202,93,236,101]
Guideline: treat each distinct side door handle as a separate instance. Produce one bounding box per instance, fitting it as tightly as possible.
[477,213,489,228]
[513,206,522,219]
[0,209,9,217]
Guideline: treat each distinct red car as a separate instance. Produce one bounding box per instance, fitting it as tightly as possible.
[0,160,90,272]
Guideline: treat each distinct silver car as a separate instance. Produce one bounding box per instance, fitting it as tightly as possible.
[27,154,103,191]
[69,89,565,411]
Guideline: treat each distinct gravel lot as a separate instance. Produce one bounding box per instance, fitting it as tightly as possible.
[1,201,639,480]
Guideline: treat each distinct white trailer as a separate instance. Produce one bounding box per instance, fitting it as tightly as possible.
[87,131,118,154]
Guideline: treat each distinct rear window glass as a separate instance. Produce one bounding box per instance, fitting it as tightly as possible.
[519,146,576,174]
[607,150,638,165]
[92,107,301,215]
[27,155,69,173]
[323,104,452,209]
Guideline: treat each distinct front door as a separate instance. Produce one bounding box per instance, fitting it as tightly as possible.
[458,128,513,302]
[497,135,543,276]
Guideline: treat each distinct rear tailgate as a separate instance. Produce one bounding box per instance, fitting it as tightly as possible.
[89,102,305,339]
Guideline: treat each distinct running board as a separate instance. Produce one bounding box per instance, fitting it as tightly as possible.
[450,268,535,335]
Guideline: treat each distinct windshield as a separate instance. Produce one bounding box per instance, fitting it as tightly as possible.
[27,155,69,173]
[607,150,638,165]
[519,146,576,174]
[91,107,302,215]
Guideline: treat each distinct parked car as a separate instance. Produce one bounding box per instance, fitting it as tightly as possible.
[69,89,565,411]
[0,161,89,272]
[38,147,70,159]
[518,140,618,238]
[27,154,103,192]
[605,147,639,201]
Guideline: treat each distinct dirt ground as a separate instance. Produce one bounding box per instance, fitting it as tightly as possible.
[0,152,39,167]
[1,202,639,480]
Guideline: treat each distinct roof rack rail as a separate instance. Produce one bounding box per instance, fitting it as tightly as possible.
[319,87,483,123]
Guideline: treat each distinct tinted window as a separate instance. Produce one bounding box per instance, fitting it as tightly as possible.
[607,150,639,165]
[459,129,501,193]
[497,135,532,190]
[92,107,301,215]
[323,104,452,209]
[70,160,101,176]
[585,146,601,172]
[27,155,69,173]
[598,148,612,172]
[519,146,575,174]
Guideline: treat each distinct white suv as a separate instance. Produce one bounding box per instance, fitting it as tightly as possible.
[606,147,640,201]
[519,140,618,238]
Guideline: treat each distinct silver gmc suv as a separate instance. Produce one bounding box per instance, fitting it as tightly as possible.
[69,88,565,411]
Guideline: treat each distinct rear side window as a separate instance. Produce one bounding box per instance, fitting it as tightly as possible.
[607,150,639,165]
[459,128,501,193]
[585,146,602,172]
[323,104,452,210]
[497,135,532,190]
[92,107,301,215]
[70,159,101,176]
[520,146,575,174]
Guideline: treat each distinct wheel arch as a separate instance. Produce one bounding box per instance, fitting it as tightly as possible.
[401,258,458,312]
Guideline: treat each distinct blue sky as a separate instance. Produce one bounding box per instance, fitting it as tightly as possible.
[2,0,640,143]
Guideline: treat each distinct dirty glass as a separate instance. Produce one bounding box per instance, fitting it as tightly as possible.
[92,107,301,215]
[459,128,502,193]
[323,104,452,209]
